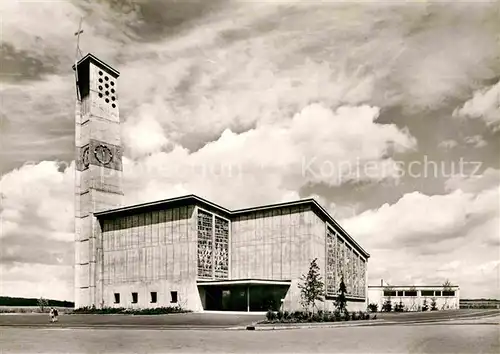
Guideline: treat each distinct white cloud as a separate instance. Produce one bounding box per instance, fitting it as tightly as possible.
[445,167,500,193]
[0,264,73,301]
[122,112,169,158]
[342,169,500,298]
[453,81,500,130]
[464,135,488,148]
[438,139,458,150]
[0,161,74,243]
[2,1,498,163]
[122,103,416,208]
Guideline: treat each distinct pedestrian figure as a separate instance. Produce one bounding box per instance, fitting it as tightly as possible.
[53,308,59,322]
[49,307,54,323]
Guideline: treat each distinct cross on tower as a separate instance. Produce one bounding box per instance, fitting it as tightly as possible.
[74,17,84,60]
[74,17,84,100]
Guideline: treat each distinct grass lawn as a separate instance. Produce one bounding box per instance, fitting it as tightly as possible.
[0,312,263,328]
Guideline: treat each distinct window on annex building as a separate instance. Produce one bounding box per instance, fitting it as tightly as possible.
[170,291,178,304]
[150,292,157,303]
[132,292,138,304]
[404,291,417,297]
[442,291,455,296]
[383,291,397,297]
[114,293,120,304]
[421,290,434,297]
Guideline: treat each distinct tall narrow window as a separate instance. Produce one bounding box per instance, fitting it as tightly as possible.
[114,293,120,304]
[170,291,178,303]
[132,292,138,304]
[150,292,157,303]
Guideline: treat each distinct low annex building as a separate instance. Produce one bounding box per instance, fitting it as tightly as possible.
[73,53,370,312]
[368,283,460,311]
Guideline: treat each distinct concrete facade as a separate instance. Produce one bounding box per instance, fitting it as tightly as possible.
[74,54,123,309]
[368,285,460,311]
[92,197,369,312]
[73,54,370,312]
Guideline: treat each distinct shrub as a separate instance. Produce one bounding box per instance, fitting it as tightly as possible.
[72,306,190,315]
[422,299,429,311]
[312,311,324,322]
[260,308,372,324]
[430,298,438,311]
[382,300,392,312]
[394,301,405,312]
[291,311,303,322]
[368,303,378,313]
[266,310,276,321]
[323,311,335,322]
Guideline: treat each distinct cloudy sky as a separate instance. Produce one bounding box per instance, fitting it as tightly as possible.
[1,0,499,301]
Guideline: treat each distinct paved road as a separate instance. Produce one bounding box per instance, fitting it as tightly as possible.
[2,323,498,353]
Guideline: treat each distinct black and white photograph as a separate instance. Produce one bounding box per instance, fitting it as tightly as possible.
[0,0,499,353]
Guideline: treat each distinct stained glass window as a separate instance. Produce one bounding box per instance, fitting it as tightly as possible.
[197,210,213,278]
[214,217,229,279]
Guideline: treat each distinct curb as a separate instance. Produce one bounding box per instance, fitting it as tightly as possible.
[227,319,387,331]
[250,321,384,331]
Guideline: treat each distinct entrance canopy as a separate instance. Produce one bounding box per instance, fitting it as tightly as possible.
[197,279,291,312]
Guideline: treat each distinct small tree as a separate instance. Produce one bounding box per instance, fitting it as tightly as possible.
[409,286,417,311]
[298,258,325,315]
[382,299,393,312]
[335,276,348,314]
[382,284,394,312]
[394,300,405,312]
[422,298,429,311]
[430,297,438,311]
[442,280,452,310]
[368,303,378,313]
[37,297,49,312]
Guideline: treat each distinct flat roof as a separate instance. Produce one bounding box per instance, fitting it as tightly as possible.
[197,279,292,286]
[72,53,120,77]
[94,194,370,258]
[369,285,460,289]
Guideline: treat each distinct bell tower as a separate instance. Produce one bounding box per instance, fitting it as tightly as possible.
[73,54,123,309]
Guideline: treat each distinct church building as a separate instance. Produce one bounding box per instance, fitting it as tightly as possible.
[73,53,370,312]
